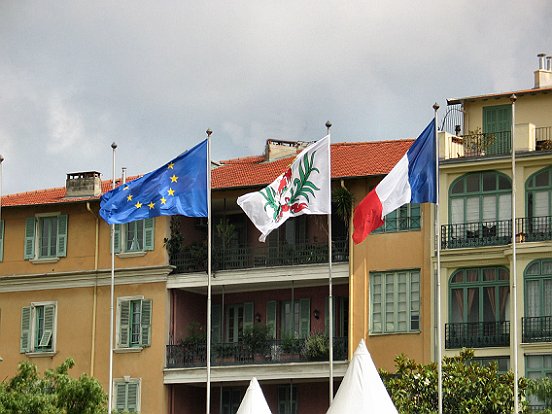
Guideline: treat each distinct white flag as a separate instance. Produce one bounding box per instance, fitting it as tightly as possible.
[237,136,331,242]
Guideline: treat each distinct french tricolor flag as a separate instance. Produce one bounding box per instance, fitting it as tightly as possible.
[352,120,437,244]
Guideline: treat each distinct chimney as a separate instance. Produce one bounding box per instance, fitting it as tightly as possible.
[65,171,102,197]
[534,53,552,89]
[265,139,309,161]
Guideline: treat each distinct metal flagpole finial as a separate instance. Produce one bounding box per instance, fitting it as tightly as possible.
[510,94,517,103]
[206,128,213,137]
[325,120,332,129]
[111,142,117,150]
[0,155,4,163]
[433,102,440,111]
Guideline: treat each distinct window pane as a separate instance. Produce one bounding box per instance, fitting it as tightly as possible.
[535,170,550,187]
[467,289,479,322]
[466,175,480,193]
[482,172,496,191]
[482,196,496,222]
[498,175,511,190]
[451,180,464,194]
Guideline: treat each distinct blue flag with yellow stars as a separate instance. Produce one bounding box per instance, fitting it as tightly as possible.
[99,140,208,224]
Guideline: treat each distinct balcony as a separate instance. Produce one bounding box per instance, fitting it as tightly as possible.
[445,321,510,349]
[170,238,349,273]
[441,219,512,249]
[166,336,348,369]
[461,130,511,158]
[522,316,552,343]
[441,216,552,249]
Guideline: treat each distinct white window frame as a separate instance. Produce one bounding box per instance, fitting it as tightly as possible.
[113,377,141,413]
[116,296,152,351]
[114,219,154,257]
[370,269,420,335]
[20,301,57,355]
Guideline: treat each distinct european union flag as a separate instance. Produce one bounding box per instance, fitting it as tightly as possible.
[99,140,208,224]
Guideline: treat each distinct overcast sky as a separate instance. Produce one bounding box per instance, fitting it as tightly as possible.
[1,1,551,195]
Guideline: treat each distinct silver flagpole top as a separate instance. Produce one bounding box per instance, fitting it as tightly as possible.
[510,94,517,103]
[206,128,213,137]
[111,142,117,150]
[433,102,440,111]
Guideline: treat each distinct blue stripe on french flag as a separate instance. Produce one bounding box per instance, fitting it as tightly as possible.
[353,120,436,244]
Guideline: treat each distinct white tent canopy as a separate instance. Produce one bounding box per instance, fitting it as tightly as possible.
[326,339,398,414]
[236,377,273,414]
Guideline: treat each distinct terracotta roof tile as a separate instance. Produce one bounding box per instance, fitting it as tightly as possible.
[2,140,413,207]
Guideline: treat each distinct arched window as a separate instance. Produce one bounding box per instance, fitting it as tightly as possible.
[449,267,510,324]
[524,259,552,318]
[525,167,552,238]
[449,171,511,225]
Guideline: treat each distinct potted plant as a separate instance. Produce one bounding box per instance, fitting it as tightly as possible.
[302,332,329,361]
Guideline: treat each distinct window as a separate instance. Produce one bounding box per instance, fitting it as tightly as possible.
[225,303,253,342]
[221,388,243,414]
[114,378,140,413]
[24,215,68,260]
[449,267,509,324]
[278,385,297,414]
[20,302,56,354]
[117,298,152,349]
[114,219,154,253]
[525,260,552,318]
[373,203,421,233]
[526,166,552,236]
[281,299,310,339]
[482,105,512,156]
[525,354,552,410]
[473,356,510,374]
[370,270,420,334]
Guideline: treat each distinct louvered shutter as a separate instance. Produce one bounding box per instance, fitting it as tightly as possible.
[127,382,139,412]
[113,224,121,253]
[118,300,131,348]
[56,215,67,257]
[24,217,36,259]
[20,306,31,353]
[266,301,277,339]
[39,304,55,349]
[243,302,254,331]
[115,383,127,411]
[140,299,152,347]
[211,303,221,343]
[299,299,310,338]
[144,218,155,251]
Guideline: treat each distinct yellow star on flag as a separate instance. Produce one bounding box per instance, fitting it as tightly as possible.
[168,162,174,169]
[135,201,142,209]
[148,201,155,209]
[160,197,167,205]
[127,194,133,201]
[170,174,178,183]
[168,188,175,196]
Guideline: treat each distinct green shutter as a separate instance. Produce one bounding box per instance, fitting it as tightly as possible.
[115,382,127,411]
[140,299,152,347]
[56,214,67,257]
[299,299,310,338]
[20,306,31,353]
[0,220,4,262]
[211,303,221,343]
[118,300,130,348]
[144,218,155,251]
[24,217,36,259]
[243,302,254,331]
[266,301,277,339]
[127,382,139,411]
[39,304,55,348]
[113,224,121,253]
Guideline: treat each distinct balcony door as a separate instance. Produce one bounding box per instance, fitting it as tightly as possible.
[525,260,552,318]
[526,166,552,236]
[226,303,254,343]
[483,104,511,155]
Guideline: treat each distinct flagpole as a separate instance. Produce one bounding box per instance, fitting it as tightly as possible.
[108,142,117,414]
[433,103,443,414]
[510,94,519,414]
[206,128,213,414]
[326,120,334,403]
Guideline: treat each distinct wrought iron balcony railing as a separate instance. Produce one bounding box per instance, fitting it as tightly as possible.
[461,130,511,157]
[445,321,510,349]
[441,216,552,249]
[441,219,512,249]
[516,216,552,243]
[170,238,349,273]
[166,336,348,369]
[522,316,552,343]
